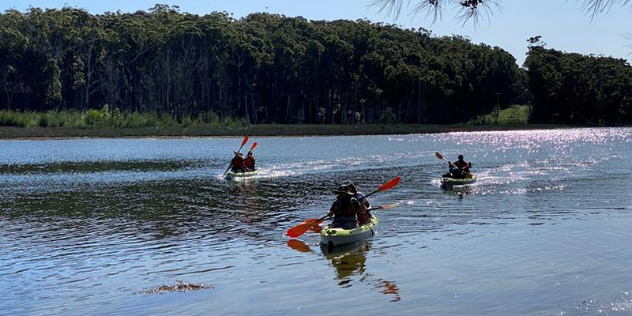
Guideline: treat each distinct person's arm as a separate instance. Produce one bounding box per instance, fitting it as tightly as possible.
[357,193,371,209]
[364,198,371,210]
[328,200,340,217]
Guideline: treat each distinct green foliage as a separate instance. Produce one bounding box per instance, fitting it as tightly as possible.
[0,111,30,127]
[121,112,159,128]
[0,109,246,129]
[524,47,632,124]
[45,110,86,128]
[469,105,532,125]
[379,108,397,124]
[0,8,629,126]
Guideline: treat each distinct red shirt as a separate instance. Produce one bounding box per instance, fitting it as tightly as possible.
[244,156,255,169]
[231,156,246,170]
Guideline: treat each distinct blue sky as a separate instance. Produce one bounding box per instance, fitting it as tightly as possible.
[1,0,630,66]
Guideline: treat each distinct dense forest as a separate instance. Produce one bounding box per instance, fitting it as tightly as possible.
[0,5,630,126]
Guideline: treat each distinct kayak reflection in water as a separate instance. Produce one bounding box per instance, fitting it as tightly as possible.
[326,183,372,229]
[322,242,370,281]
[321,242,401,301]
[443,154,472,179]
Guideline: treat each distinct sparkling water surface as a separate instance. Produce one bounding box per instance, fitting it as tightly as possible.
[1,128,631,316]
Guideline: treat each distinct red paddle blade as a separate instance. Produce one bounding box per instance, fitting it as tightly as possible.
[435,152,444,160]
[309,224,323,233]
[286,218,324,238]
[250,142,258,151]
[241,136,249,147]
[377,176,401,192]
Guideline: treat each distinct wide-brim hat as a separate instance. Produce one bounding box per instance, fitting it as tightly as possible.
[333,185,353,195]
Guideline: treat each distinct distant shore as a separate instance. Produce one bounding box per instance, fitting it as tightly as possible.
[0,123,593,139]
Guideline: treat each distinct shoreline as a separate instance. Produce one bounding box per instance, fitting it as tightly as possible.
[0,123,612,139]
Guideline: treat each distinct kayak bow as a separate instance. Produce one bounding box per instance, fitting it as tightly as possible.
[225,169,261,180]
[320,215,378,249]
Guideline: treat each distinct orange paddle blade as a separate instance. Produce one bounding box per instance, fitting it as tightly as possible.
[286,217,326,238]
[309,224,323,233]
[241,136,249,147]
[377,176,401,192]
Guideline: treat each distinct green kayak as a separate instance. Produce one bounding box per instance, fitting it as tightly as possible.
[441,174,477,188]
[225,169,260,180]
[320,215,378,249]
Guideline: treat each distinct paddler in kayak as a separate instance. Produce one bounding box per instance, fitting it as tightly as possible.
[230,151,248,173]
[326,185,362,229]
[348,182,372,225]
[444,154,471,179]
[244,150,256,171]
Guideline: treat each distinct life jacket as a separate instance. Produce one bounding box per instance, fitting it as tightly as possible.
[453,160,470,171]
[354,192,372,224]
[357,213,371,224]
[330,196,358,217]
[231,156,246,171]
[244,156,255,169]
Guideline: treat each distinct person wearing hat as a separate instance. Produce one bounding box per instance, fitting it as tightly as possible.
[244,150,256,171]
[447,154,471,179]
[326,185,361,229]
[230,151,248,173]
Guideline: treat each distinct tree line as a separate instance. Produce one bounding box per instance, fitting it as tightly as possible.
[0,5,630,125]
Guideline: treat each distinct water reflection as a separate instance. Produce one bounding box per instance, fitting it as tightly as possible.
[321,242,369,282]
[286,239,313,253]
[227,179,260,224]
[441,184,475,199]
[320,242,401,302]
[2,129,632,315]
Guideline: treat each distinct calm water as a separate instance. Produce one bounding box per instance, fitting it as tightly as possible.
[1,128,632,316]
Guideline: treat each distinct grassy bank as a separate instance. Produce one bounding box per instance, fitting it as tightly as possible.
[0,106,576,139]
[0,123,576,139]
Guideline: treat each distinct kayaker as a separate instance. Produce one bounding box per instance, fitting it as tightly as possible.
[230,151,248,173]
[244,150,256,171]
[348,182,372,224]
[326,185,360,229]
[446,154,471,179]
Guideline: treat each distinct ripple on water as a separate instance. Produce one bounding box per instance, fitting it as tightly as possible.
[1,128,632,315]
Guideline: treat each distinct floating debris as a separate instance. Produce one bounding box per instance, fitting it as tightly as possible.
[138,280,214,294]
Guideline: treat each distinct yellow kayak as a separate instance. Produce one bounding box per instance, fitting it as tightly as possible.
[320,215,378,249]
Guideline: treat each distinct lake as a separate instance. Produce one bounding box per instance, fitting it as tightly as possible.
[1,127,631,316]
